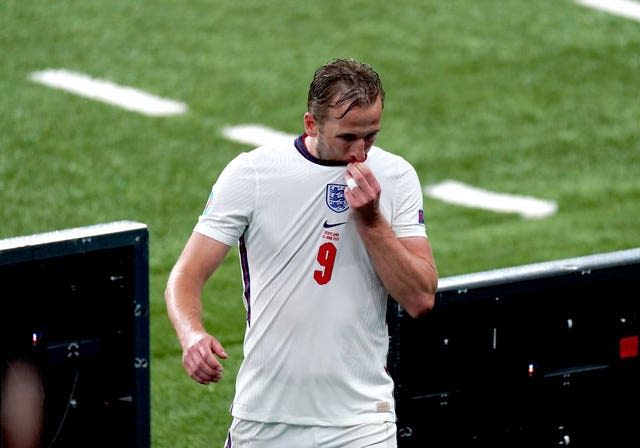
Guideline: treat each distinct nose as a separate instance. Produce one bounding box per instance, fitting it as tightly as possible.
[349,139,367,162]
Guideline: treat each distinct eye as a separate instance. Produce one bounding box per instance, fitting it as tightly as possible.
[365,132,378,142]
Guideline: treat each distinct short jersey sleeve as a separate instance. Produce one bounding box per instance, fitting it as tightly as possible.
[391,162,428,240]
[194,152,255,246]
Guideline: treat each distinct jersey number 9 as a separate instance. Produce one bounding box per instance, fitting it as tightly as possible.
[314,242,337,285]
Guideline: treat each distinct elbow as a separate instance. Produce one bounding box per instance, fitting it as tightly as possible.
[164,281,175,307]
[405,291,435,319]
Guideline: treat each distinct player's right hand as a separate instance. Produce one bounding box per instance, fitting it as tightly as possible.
[182,331,228,384]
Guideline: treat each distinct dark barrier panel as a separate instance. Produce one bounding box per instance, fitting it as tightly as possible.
[0,221,149,448]
[388,248,640,447]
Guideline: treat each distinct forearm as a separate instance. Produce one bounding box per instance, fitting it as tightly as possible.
[165,232,232,347]
[165,265,229,385]
[356,215,438,318]
[165,272,208,348]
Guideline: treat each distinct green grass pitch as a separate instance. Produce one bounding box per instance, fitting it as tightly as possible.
[2,0,639,446]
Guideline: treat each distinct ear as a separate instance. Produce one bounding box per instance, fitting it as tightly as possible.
[303,112,318,137]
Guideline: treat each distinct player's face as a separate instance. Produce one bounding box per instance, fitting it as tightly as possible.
[306,96,382,163]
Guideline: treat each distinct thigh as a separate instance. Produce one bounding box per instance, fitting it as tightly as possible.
[224,419,397,448]
[224,418,313,448]
[317,421,397,448]
[365,427,397,448]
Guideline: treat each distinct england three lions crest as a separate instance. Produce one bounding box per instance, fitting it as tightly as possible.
[325,183,349,213]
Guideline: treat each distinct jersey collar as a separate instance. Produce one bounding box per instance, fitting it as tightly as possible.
[294,133,348,167]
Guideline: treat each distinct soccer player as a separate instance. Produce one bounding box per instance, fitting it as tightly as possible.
[165,58,438,447]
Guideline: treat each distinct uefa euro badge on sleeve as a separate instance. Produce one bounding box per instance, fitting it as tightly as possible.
[325,183,349,213]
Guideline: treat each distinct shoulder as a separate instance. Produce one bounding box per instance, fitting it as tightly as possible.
[221,143,291,175]
[367,146,417,177]
[230,141,296,166]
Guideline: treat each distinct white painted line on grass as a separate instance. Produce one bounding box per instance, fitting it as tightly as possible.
[222,124,296,147]
[29,69,187,116]
[424,179,558,219]
[222,124,558,219]
[576,0,640,21]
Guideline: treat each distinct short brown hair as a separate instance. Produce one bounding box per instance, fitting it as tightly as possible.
[307,58,385,123]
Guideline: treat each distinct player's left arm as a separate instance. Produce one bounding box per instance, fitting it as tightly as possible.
[358,226,437,319]
[345,162,438,318]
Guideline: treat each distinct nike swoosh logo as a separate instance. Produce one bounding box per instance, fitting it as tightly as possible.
[323,220,348,228]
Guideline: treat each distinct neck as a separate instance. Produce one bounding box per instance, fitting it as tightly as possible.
[304,134,319,158]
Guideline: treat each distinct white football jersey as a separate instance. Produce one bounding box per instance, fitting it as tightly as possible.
[194,134,427,426]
